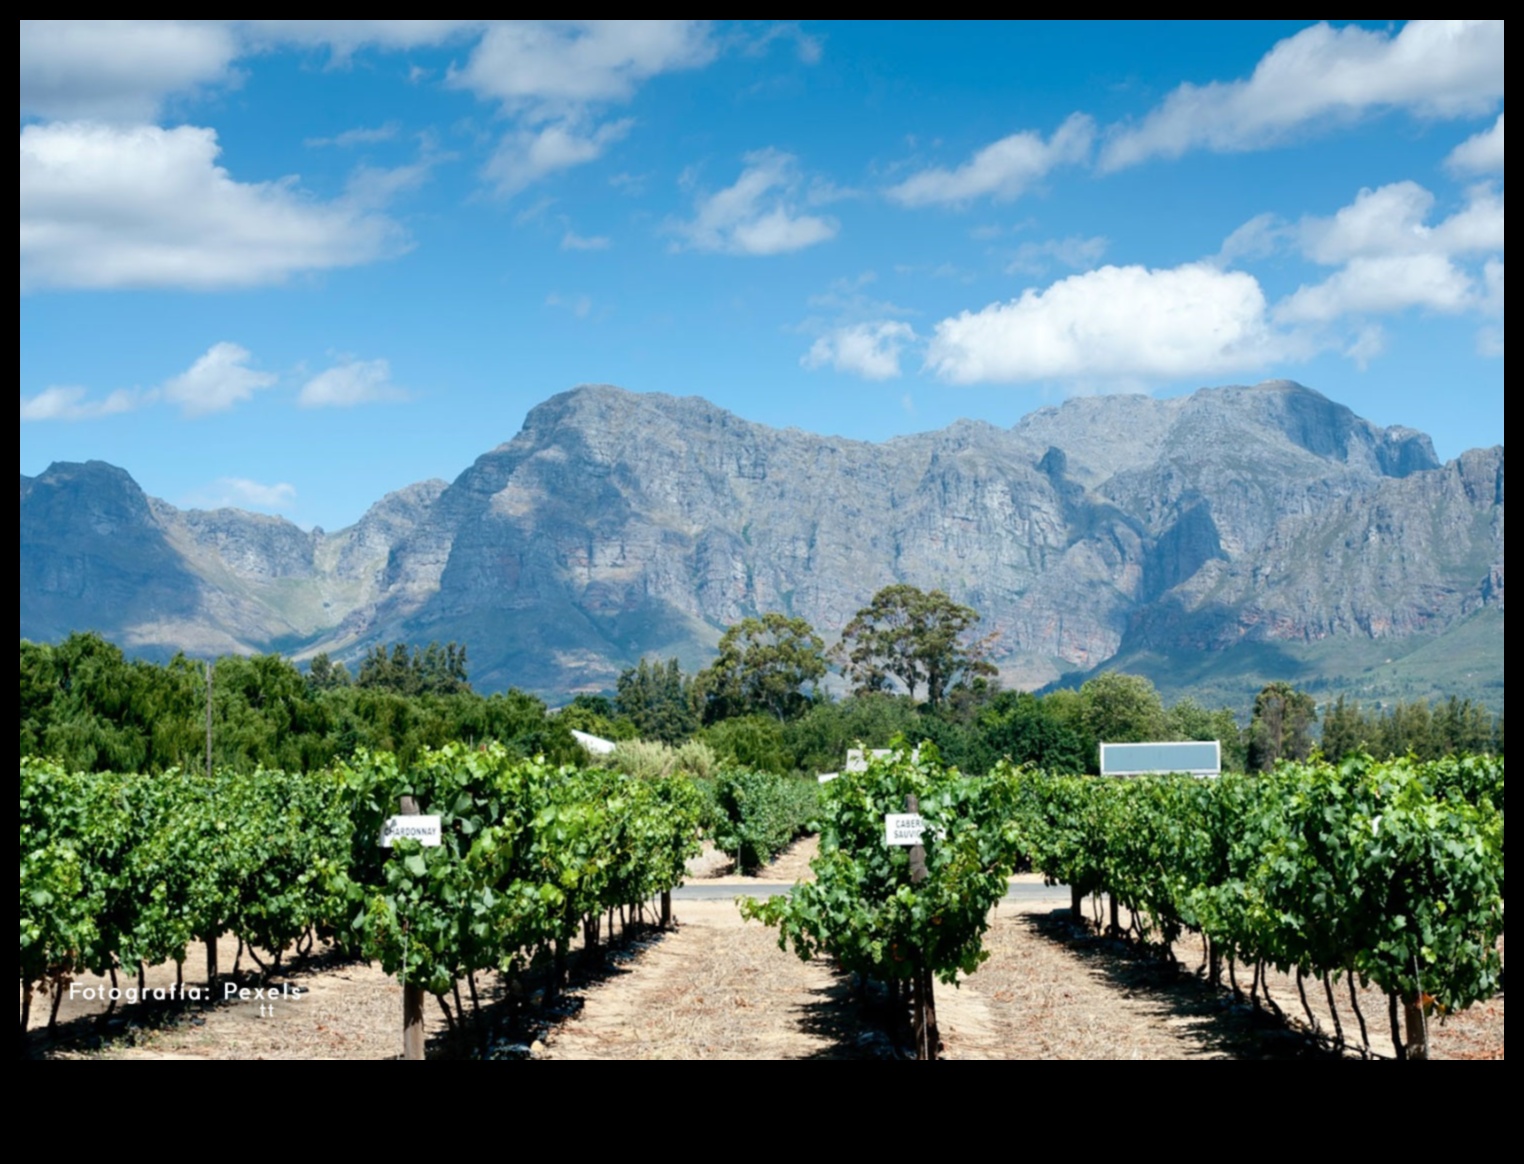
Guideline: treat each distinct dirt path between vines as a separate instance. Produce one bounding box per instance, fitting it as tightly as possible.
[542,834,1232,1060]
[541,838,1253,1061]
[537,894,1237,1061]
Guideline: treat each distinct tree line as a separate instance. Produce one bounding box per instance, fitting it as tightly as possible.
[20,633,581,775]
[563,586,1504,775]
[20,585,1502,778]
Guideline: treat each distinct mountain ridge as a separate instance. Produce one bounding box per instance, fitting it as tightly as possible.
[19,380,1504,711]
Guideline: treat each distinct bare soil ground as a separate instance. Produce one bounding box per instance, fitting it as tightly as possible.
[534,899,883,1060]
[25,837,1503,1061]
[962,910,1504,1061]
[683,834,820,882]
[29,933,454,1060]
[1061,899,1506,1061]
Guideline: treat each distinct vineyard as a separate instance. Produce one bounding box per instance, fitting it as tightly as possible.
[1004,753,1505,1059]
[20,746,1505,1059]
[21,745,704,1044]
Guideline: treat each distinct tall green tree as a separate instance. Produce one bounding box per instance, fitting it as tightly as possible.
[1434,696,1496,756]
[615,657,697,744]
[355,641,469,696]
[978,690,1089,773]
[1081,671,1167,742]
[695,612,828,723]
[1247,680,1318,771]
[305,651,352,691]
[1378,699,1437,759]
[1320,694,1375,760]
[833,584,996,709]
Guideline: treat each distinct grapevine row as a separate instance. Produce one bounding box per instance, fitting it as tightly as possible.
[1007,754,1505,1056]
[20,744,702,1037]
[747,748,1503,1058]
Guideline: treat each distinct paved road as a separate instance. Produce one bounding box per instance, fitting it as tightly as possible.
[672,880,1072,903]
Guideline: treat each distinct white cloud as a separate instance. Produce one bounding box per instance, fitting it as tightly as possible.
[20,122,406,292]
[798,273,915,360]
[1278,253,1476,322]
[20,23,705,198]
[1102,21,1505,171]
[25,347,407,420]
[1343,325,1387,368]
[19,21,488,122]
[343,136,447,208]
[1274,180,1504,323]
[1213,212,1289,267]
[213,477,297,510]
[1298,181,1438,264]
[21,21,711,121]
[1297,181,1504,264]
[19,20,240,121]
[796,34,824,66]
[1006,234,1108,276]
[449,21,714,112]
[298,358,404,408]
[1433,184,1506,256]
[1478,258,1504,356]
[802,322,916,380]
[561,230,611,251]
[485,119,632,195]
[306,122,401,148]
[160,343,276,416]
[245,20,481,57]
[671,150,838,255]
[19,385,141,422]
[1482,258,1504,312]
[745,23,823,65]
[926,263,1287,384]
[1447,113,1504,174]
[887,114,1094,207]
[448,22,717,194]
[512,197,556,226]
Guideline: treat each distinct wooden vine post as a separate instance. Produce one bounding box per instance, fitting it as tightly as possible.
[396,795,426,1061]
[203,659,218,986]
[903,794,939,1061]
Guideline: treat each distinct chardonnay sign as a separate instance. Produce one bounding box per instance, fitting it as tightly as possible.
[380,815,442,847]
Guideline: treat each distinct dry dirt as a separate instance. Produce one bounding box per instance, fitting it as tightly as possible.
[25,837,1504,1061]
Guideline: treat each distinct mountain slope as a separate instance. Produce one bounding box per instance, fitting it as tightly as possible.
[18,381,1504,708]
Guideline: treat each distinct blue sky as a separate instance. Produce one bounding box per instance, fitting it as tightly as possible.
[20,21,1504,531]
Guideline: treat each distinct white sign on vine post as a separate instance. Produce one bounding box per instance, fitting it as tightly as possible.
[884,813,925,846]
[380,815,442,847]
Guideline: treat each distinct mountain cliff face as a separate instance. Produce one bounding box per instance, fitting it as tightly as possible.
[18,381,1504,705]
[20,465,446,658]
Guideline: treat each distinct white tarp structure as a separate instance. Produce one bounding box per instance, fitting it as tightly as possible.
[570,728,618,757]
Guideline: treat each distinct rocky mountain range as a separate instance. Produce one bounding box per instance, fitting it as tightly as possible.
[19,380,1505,710]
